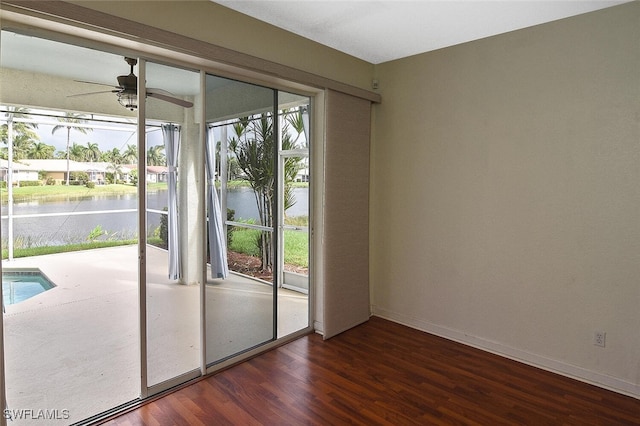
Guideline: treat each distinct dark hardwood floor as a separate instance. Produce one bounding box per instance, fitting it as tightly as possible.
[104,316,640,425]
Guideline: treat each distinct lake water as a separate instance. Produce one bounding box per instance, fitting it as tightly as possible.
[1,187,308,246]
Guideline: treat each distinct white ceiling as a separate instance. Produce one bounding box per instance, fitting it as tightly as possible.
[213,0,629,64]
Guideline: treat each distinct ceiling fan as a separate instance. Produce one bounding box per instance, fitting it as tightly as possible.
[70,57,194,111]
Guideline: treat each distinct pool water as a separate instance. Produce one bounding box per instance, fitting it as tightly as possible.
[2,270,55,307]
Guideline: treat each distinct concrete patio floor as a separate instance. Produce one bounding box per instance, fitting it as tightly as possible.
[2,245,308,425]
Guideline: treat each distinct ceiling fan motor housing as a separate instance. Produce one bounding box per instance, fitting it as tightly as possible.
[117,57,138,92]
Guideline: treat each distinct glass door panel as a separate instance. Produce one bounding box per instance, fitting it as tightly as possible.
[1,32,140,424]
[277,93,311,338]
[144,60,201,387]
[205,74,276,366]
[279,156,310,337]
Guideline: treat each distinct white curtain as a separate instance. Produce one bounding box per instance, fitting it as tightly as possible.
[206,127,229,279]
[162,124,181,280]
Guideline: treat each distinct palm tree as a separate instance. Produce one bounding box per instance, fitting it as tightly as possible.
[84,141,101,162]
[29,142,56,159]
[1,107,40,160]
[230,114,275,271]
[229,113,304,271]
[146,144,165,166]
[123,144,138,164]
[106,162,124,183]
[101,148,123,164]
[7,134,35,160]
[285,108,306,145]
[1,107,38,136]
[68,142,86,161]
[51,113,92,185]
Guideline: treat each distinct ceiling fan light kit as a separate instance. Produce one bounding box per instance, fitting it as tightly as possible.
[117,90,138,111]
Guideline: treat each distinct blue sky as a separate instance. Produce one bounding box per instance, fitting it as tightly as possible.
[1,106,165,154]
[40,124,138,154]
[29,120,165,155]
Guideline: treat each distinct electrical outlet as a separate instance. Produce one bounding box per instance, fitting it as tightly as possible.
[594,331,606,347]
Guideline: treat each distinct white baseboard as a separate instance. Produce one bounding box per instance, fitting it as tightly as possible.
[372,306,640,400]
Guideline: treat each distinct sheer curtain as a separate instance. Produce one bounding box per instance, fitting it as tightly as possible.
[162,123,181,280]
[206,127,229,279]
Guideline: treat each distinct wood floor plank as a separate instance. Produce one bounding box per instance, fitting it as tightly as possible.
[103,317,640,425]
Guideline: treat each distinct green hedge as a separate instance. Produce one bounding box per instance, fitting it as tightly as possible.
[18,181,41,187]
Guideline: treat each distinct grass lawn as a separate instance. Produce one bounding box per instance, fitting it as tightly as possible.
[1,183,167,202]
[1,180,307,202]
[229,225,308,268]
[2,239,139,260]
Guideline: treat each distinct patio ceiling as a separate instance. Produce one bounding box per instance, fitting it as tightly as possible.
[0,30,202,97]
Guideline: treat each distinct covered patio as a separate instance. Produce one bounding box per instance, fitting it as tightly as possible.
[2,245,308,425]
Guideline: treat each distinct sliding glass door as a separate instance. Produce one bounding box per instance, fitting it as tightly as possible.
[204,76,310,367]
[143,60,202,390]
[1,32,140,424]
[0,27,313,424]
[204,75,277,364]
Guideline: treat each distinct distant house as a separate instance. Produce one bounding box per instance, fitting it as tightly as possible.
[121,165,168,184]
[295,167,309,183]
[146,166,168,183]
[0,159,40,183]
[20,159,110,184]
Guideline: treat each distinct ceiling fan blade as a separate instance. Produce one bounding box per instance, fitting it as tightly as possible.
[147,91,194,108]
[75,80,116,88]
[147,87,174,96]
[68,90,117,98]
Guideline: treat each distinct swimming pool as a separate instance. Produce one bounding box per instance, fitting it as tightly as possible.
[2,269,56,307]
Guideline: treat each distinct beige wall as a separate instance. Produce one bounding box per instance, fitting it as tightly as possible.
[68,0,375,92]
[371,2,640,396]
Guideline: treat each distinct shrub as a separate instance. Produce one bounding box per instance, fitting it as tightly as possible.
[159,207,168,248]
[85,181,95,189]
[18,180,41,187]
[70,171,89,184]
[229,226,261,257]
[227,208,235,245]
[129,170,138,186]
[86,225,105,241]
[45,177,56,186]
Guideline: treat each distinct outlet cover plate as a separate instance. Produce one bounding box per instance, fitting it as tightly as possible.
[594,331,606,347]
